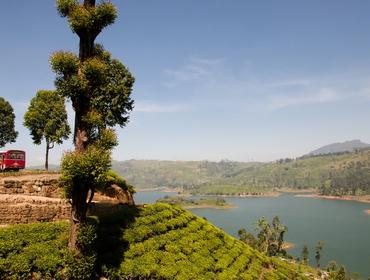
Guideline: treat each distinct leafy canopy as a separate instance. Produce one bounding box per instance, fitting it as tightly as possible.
[0,97,18,148]
[23,90,70,145]
[50,44,134,139]
[56,0,117,38]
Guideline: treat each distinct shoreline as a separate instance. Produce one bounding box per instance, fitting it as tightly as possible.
[296,194,370,204]
[364,210,370,215]
[136,188,281,198]
[183,204,237,210]
[136,187,182,193]
[195,192,281,198]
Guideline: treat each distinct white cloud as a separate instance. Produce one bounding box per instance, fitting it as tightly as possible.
[266,88,340,111]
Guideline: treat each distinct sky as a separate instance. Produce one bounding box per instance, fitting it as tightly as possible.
[1,0,370,166]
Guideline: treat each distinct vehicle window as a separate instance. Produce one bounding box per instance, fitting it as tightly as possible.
[17,154,24,160]
[0,154,3,161]
[9,153,16,159]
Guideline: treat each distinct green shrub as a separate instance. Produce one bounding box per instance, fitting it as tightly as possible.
[97,203,315,280]
[0,219,98,280]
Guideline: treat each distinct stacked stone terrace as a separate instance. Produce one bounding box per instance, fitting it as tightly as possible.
[0,173,134,224]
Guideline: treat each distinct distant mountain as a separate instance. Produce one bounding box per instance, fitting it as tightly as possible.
[307,140,370,156]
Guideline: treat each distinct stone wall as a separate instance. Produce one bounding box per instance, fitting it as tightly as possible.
[0,194,70,224]
[0,174,61,198]
[0,173,135,224]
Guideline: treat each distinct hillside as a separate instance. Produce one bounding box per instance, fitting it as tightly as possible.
[113,149,370,195]
[18,148,370,196]
[307,140,370,156]
[97,203,319,279]
[0,203,321,279]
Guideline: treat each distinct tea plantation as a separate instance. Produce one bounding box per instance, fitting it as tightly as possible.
[0,203,321,279]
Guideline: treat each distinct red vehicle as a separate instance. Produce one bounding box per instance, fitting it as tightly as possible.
[0,150,26,171]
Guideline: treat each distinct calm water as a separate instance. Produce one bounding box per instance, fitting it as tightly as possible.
[135,191,370,278]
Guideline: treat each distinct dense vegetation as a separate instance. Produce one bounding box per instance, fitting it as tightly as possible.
[0,220,98,280]
[113,149,370,196]
[0,97,18,148]
[238,216,288,258]
[97,203,316,280]
[157,195,230,208]
[1,204,325,280]
[318,160,370,196]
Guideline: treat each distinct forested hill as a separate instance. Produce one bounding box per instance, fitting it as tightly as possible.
[113,149,370,195]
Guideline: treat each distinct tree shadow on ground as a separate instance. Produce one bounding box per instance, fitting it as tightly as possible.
[94,205,141,275]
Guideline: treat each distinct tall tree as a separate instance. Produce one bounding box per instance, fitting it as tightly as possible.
[24,90,70,170]
[0,97,18,148]
[302,245,309,265]
[51,0,134,250]
[315,240,324,268]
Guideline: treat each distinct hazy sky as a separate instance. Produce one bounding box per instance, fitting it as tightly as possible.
[1,0,370,166]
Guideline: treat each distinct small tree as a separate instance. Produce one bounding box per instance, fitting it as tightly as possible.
[239,216,289,257]
[24,90,70,170]
[0,97,18,147]
[315,240,324,268]
[238,228,258,249]
[302,245,309,265]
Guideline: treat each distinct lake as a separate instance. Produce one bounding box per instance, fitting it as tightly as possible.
[135,191,370,278]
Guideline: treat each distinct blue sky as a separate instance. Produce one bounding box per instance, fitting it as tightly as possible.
[1,0,370,165]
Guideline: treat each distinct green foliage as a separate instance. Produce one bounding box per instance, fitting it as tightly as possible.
[157,195,229,208]
[318,161,370,196]
[50,45,134,132]
[238,228,258,249]
[92,128,118,150]
[56,0,77,17]
[239,216,289,258]
[302,245,309,265]
[104,170,135,194]
[64,217,99,280]
[97,203,314,280]
[60,146,111,198]
[56,0,117,35]
[0,222,68,279]
[315,241,324,268]
[113,150,370,195]
[0,97,18,147]
[0,219,99,280]
[0,205,320,279]
[50,51,79,76]
[23,90,70,145]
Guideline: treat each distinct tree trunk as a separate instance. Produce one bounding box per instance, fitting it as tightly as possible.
[45,139,49,171]
[69,183,90,249]
[68,0,98,251]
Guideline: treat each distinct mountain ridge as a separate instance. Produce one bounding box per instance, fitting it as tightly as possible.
[307,139,370,156]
